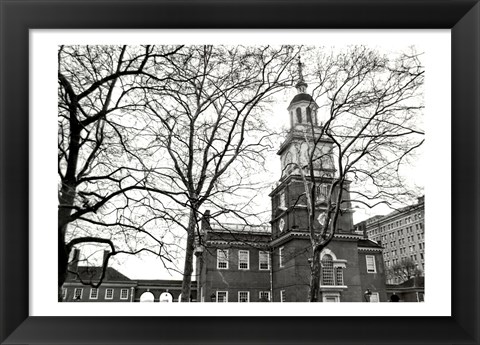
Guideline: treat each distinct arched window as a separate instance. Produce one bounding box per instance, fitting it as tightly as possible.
[316,184,329,202]
[306,107,312,123]
[296,108,302,123]
[140,291,155,302]
[321,254,334,285]
[159,292,173,302]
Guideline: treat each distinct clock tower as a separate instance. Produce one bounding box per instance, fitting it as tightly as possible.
[269,59,350,239]
[269,60,365,302]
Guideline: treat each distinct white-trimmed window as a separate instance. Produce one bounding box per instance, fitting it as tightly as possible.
[279,247,284,267]
[320,250,347,287]
[105,288,114,299]
[335,267,344,286]
[366,255,377,273]
[279,190,286,208]
[259,291,271,302]
[321,254,335,285]
[323,293,340,302]
[369,292,380,302]
[120,288,129,300]
[216,291,228,303]
[259,251,270,270]
[74,288,83,300]
[62,288,67,300]
[217,249,229,269]
[238,250,249,270]
[316,184,329,202]
[280,290,286,302]
[89,288,98,300]
[238,291,249,302]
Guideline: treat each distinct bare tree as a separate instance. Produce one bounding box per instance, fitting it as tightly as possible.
[58,45,185,299]
[387,258,423,284]
[285,46,424,301]
[141,45,299,301]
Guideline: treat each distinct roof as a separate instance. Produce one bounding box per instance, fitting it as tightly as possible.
[355,199,424,228]
[136,279,197,288]
[209,223,271,234]
[68,266,132,282]
[289,93,317,106]
[357,238,383,248]
[388,276,425,289]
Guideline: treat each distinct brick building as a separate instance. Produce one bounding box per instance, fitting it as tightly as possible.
[62,249,197,302]
[355,196,425,284]
[195,220,272,302]
[195,66,388,302]
[386,276,425,302]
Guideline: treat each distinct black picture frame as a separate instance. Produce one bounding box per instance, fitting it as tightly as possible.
[1,0,479,344]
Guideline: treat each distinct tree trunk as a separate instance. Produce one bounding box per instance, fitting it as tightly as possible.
[180,209,196,302]
[57,104,81,300]
[58,225,68,301]
[308,246,322,302]
[57,181,77,301]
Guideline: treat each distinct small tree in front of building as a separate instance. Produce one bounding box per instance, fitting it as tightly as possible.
[387,258,423,284]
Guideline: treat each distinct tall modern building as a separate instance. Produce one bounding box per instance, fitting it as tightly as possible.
[195,63,388,302]
[355,196,425,284]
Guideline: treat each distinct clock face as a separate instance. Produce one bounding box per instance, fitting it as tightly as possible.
[317,212,326,226]
[279,218,285,232]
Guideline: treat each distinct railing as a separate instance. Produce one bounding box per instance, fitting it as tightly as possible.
[209,223,271,233]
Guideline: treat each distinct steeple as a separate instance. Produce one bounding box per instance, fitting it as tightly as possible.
[295,57,308,94]
[287,58,318,129]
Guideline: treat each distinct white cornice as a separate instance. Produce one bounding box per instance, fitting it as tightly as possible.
[205,240,269,248]
[63,282,136,287]
[358,247,383,252]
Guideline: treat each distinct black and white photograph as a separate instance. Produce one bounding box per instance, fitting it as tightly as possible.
[56,42,426,304]
[2,1,479,343]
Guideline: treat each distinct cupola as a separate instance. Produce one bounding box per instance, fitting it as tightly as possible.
[287,58,319,128]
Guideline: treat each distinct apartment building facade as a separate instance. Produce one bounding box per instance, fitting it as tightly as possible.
[356,196,425,284]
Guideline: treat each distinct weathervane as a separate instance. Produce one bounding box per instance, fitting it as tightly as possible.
[297,56,305,82]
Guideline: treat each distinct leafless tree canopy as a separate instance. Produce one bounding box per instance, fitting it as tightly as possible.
[285,46,424,301]
[58,45,299,300]
[139,45,299,300]
[58,45,188,294]
[387,258,423,283]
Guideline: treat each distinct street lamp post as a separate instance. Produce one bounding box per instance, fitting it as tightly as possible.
[364,289,372,302]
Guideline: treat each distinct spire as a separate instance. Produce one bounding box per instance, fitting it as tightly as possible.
[297,57,305,82]
[295,56,308,94]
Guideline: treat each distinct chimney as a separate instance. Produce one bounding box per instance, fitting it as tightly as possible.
[68,248,80,273]
[361,222,368,239]
[201,210,211,231]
